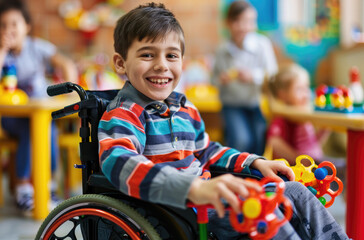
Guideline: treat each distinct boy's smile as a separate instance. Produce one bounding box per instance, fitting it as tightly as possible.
[113,32,183,101]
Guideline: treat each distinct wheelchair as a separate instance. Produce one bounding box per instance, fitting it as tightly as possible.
[35,82,291,240]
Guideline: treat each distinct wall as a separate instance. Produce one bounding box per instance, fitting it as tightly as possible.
[27,0,220,61]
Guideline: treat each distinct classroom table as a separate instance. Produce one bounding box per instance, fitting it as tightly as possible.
[0,95,78,220]
[270,101,364,240]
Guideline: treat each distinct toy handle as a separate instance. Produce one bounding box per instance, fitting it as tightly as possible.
[316,161,344,208]
[324,177,344,208]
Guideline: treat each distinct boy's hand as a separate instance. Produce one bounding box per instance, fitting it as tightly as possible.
[0,34,13,53]
[237,69,253,83]
[188,174,262,218]
[251,159,295,181]
[219,72,232,85]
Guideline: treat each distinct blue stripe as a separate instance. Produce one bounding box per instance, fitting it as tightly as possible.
[101,147,129,177]
[175,111,201,129]
[145,120,171,135]
[139,165,162,200]
[146,132,196,145]
[172,117,196,133]
[99,120,146,144]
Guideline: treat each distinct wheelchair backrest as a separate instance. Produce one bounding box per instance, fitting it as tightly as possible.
[79,89,120,175]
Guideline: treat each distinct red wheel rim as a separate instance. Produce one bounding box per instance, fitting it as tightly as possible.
[44,208,142,240]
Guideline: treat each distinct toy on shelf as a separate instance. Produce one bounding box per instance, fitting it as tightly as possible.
[348,66,364,106]
[314,66,364,114]
[314,84,363,114]
[188,177,292,240]
[276,155,343,208]
[0,64,28,105]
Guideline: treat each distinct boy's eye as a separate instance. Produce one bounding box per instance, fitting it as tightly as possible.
[141,53,153,58]
[167,53,179,59]
[140,53,153,58]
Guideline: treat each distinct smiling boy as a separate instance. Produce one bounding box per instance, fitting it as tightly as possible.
[98,3,349,239]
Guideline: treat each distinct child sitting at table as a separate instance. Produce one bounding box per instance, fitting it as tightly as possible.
[98,3,348,239]
[266,63,344,167]
[0,0,77,213]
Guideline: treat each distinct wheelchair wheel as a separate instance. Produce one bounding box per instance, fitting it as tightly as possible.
[36,194,161,240]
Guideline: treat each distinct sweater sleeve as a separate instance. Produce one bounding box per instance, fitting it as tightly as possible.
[192,106,262,173]
[98,106,196,209]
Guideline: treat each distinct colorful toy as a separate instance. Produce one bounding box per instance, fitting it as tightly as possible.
[348,66,364,105]
[188,177,293,240]
[0,64,28,105]
[314,83,364,114]
[315,67,364,114]
[276,155,343,208]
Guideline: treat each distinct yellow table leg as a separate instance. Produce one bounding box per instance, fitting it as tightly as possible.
[31,109,51,220]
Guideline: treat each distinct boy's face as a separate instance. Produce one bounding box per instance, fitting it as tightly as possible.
[0,9,30,51]
[114,32,183,101]
[227,8,257,46]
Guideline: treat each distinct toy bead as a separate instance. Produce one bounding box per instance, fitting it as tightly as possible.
[315,95,326,108]
[237,213,244,223]
[307,186,318,196]
[314,167,328,180]
[318,197,327,206]
[243,198,262,219]
[265,192,275,198]
[257,221,268,234]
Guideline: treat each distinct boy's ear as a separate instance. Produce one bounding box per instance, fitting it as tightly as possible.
[113,53,126,74]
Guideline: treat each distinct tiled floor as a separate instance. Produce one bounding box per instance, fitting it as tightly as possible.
[0,174,347,240]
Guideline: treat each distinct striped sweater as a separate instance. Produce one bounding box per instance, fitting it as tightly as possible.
[98,81,261,208]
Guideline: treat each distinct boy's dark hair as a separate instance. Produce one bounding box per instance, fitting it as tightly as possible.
[226,0,253,22]
[114,2,185,59]
[0,0,31,24]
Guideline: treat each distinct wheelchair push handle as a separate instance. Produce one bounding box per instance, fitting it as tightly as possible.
[47,82,88,100]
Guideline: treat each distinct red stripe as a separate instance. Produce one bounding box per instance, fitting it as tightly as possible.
[204,148,229,169]
[146,150,194,164]
[179,107,201,122]
[129,103,144,117]
[102,107,144,130]
[127,162,154,198]
[99,138,136,158]
[234,152,249,172]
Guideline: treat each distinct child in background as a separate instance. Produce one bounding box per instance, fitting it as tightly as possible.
[266,63,331,165]
[0,0,78,213]
[211,0,278,155]
[98,3,348,239]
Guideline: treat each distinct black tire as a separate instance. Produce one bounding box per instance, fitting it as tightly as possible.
[35,194,161,240]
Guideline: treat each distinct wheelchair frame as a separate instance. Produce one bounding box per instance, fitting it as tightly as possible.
[36,82,215,240]
[36,82,289,240]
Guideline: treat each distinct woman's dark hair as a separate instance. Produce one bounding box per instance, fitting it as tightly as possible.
[0,0,32,24]
[226,0,253,22]
[113,2,185,59]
